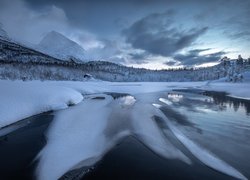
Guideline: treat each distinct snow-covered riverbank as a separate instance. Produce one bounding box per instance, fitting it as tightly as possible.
[0,80,249,128]
[0,79,249,180]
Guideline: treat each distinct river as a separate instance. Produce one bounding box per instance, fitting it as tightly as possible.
[0,89,249,180]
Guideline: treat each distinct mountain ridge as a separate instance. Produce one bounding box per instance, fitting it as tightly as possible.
[0,24,10,41]
[37,31,86,61]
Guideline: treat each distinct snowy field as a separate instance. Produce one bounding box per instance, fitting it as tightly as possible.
[1,79,250,128]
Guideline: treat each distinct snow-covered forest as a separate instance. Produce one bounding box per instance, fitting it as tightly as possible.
[1,37,250,82]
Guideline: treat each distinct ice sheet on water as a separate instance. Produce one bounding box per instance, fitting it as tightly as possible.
[36,94,114,180]
[35,89,248,180]
[159,97,173,105]
[152,103,162,108]
[36,93,192,180]
[131,102,191,164]
[157,110,248,180]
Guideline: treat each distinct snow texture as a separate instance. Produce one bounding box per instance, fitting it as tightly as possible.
[37,31,85,61]
[203,81,250,100]
[1,80,250,129]
[35,94,191,180]
[0,80,83,128]
[36,94,114,180]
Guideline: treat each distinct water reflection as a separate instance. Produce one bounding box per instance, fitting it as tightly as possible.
[202,91,250,116]
[172,89,250,116]
[161,92,217,114]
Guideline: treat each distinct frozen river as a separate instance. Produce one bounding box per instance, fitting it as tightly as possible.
[0,88,249,180]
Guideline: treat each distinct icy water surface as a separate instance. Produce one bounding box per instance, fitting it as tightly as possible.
[157,89,250,179]
[0,90,250,180]
[61,90,250,180]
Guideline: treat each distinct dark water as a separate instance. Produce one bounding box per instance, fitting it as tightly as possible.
[0,112,53,180]
[83,136,234,180]
[202,91,250,115]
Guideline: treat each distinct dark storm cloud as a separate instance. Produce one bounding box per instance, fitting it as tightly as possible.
[25,0,173,6]
[223,12,250,41]
[1,0,249,67]
[123,11,208,57]
[173,49,226,65]
[192,0,250,42]
[24,0,171,38]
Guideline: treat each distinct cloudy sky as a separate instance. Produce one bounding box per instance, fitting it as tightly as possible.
[0,0,249,69]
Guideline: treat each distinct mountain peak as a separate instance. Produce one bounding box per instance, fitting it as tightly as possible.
[0,23,10,40]
[37,31,85,61]
[43,31,68,41]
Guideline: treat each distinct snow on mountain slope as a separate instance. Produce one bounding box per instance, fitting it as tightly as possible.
[0,23,9,41]
[0,36,63,64]
[37,31,85,61]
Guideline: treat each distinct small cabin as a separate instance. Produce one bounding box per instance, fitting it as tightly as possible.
[84,73,92,79]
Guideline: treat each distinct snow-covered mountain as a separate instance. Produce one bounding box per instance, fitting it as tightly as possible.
[0,32,249,82]
[0,35,64,64]
[37,31,85,61]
